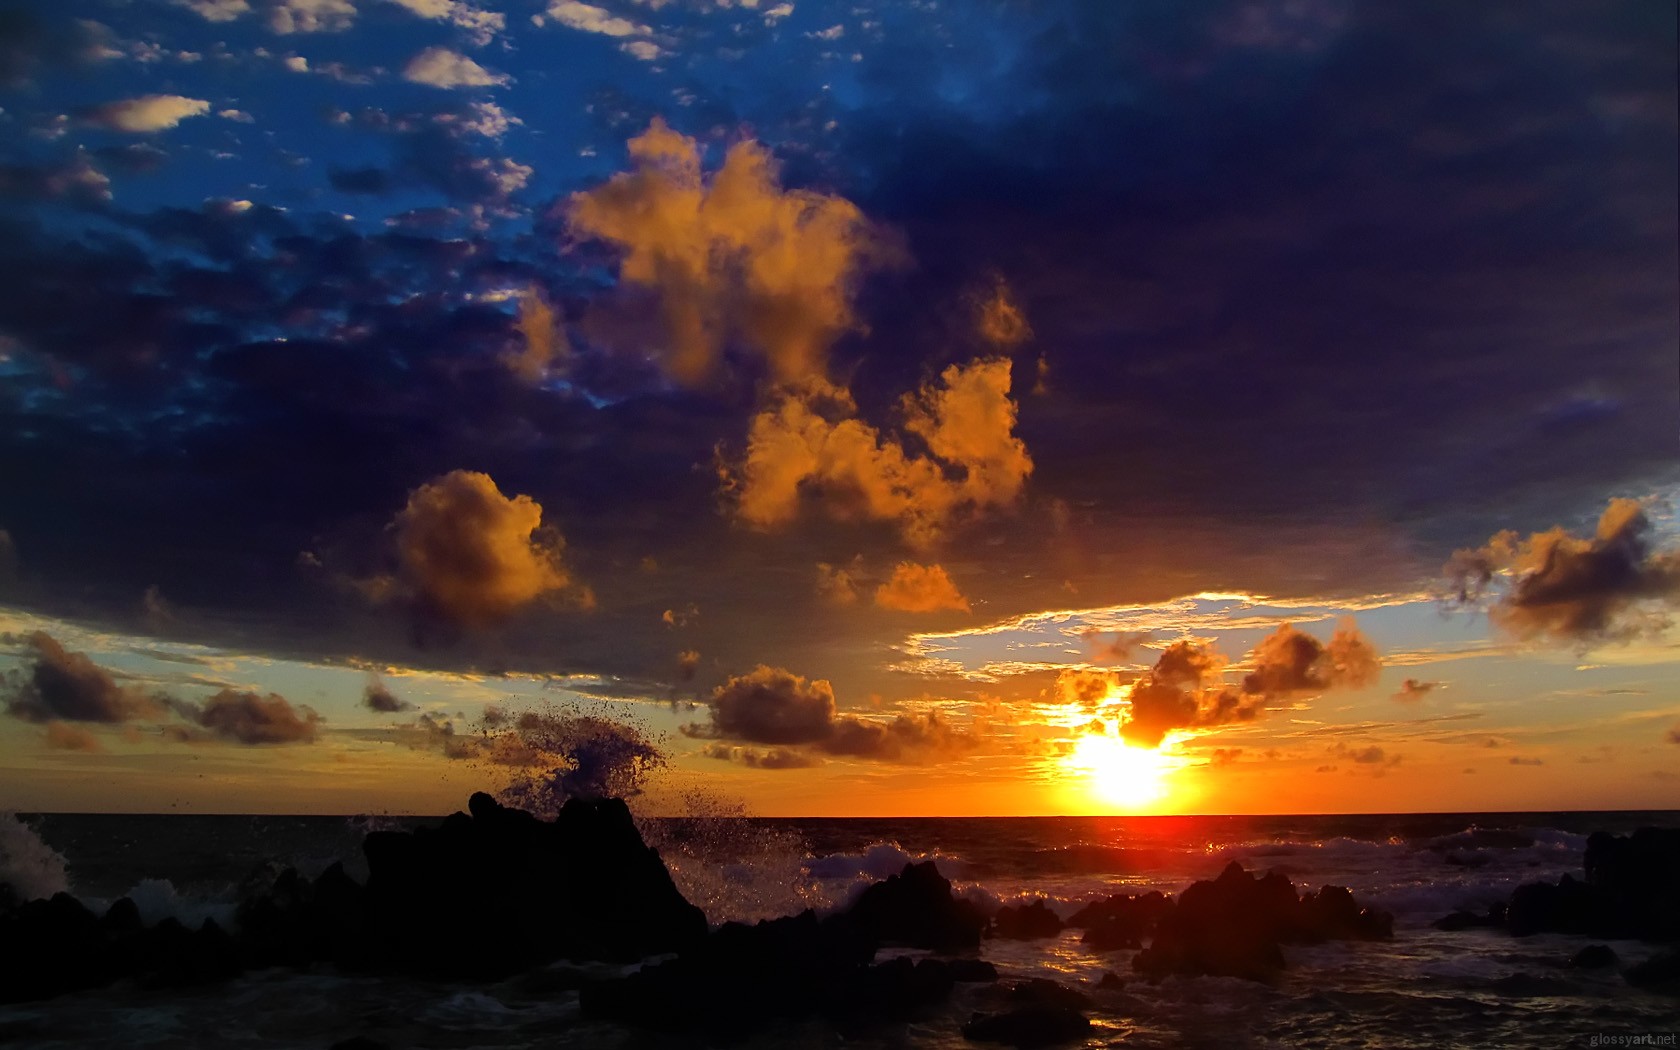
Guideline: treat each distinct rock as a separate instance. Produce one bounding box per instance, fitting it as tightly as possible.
[992,899,1063,940]
[1006,978,1093,1012]
[1506,875,1598,937]
[361,793,706,978]
[962,1005,1092,1048]
[1096,970,1124,990]
[0,892,112,1002]
[1070,891,1170,951]
[1433,909,1501,932]
[1569,944,1619,969]
[1491,827,1680,942]
[1624,950,1680,993]
[1133,863,1391,983]
[847,861,986,952]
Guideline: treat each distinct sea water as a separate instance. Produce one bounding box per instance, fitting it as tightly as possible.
[1,810,1676,1048]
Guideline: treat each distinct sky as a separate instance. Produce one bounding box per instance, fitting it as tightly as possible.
[0,0,1676,816]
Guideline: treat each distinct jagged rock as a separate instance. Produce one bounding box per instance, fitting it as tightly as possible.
[1133,863,1392,983]
[947,958,1001,983]
[962,1005,1092,1048]
[1433,908,1502,932]
[1484,828,1680,942]
[992,899,1063,940]
[847,861,986,951]
[1569,944,1619,969]
[1071,891,1171,951]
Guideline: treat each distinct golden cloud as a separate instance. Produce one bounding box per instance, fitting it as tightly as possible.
[874,562,970,613]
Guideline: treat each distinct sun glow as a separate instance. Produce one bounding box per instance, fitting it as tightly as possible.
[1067,731,1176,811]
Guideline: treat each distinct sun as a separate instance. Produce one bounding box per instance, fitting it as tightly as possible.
[1068,732,1174,811]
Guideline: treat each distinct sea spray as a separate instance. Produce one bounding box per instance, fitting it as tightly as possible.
[637,789,821,924]
[0,812,71,902]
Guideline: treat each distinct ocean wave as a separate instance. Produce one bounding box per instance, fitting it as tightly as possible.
[803,842,975,883]
[0,813,71,902]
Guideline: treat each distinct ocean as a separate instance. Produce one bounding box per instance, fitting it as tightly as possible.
[2,808,1677,1048]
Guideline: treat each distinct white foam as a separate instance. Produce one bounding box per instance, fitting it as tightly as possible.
[0,813,70,902]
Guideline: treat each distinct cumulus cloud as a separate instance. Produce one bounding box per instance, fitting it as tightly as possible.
[84,95,210,133]
[874,562,969,613]
[1392,677,1437,702]
[1053,666,1119,708]
[676,649,701,681]
[386,0,505,46]
[175,0,252,22]
[268,0,357,33]
[1083,630,1150,663]
[568,118,893,385]
[546,1,648,37]
[3,632,166,724]
[688,664,975,763]
[403,46,508,88]
[363,675,413,712]
[1444,498,1680,645]
[503,287,568,382]
[729,358,1032,547]
[815,561,859,605]
[172,689,322,744]
[384,469,578,628]
[1114,622,1381,748]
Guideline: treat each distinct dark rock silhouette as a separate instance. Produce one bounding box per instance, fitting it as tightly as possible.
[962,1004,1092,1048]
[991,899,1063,940]
[1432,905,1504,932]
[847,860,986,950]
[1444,827,1680,943]
[1569,944,1618,969]
[1624,950,1680,993]
[1069,890,1171,950]
[0,791,706,1001]
[1133,862,1391,982]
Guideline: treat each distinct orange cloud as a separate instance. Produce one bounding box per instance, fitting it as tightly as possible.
[1445,497,1680,645]
[729,358,1032,546]
[815,560,860,605]
[567,118,894,385]
[390,469,575,627]
[1392,678,1437,702]
[44,721,103,752]
[976,276,1031,349]
[874,562,970,613]
[504,286,568,383]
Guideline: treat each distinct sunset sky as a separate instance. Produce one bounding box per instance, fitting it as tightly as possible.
[0,0,1676,816]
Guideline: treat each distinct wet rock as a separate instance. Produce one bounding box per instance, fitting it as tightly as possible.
[1133,863,1391,983]
[1569,944,1619,969]
[1492,828,1680,942]
[1096,970,1124,990]
[1006,978,1093,1012]
[847,861,986,951]
[1070,891,1170,951]
[992,899,1063,940]
[947,958,1001,983]
[0,892,112,1002]
[962,1005,1092,1048]
[1433,908,1502,932]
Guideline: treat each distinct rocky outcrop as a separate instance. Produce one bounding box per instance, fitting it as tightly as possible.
[991,899,1064,940]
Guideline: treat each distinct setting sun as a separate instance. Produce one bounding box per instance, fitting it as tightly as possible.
[1068,731,1176,811]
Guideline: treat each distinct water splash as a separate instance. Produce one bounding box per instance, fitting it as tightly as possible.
[637,789,821,925]
[0,813,70,902]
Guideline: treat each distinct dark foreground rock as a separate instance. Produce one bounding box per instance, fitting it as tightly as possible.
[0,792,706,1001]
[1069,891,1171,950]
[992,899,1064,940]
[581,860,994,1039]
[1568,944,1619,969]
[1133,862,1392,982]
[1442,827,1680,943]
[1624,950,1680,993]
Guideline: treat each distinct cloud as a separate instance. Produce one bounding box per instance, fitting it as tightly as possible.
[363,675,414,712]
[83,95,210,133]
[620,40,662,61]
[386,0,505,46]
[175,0,252,22]
[1116,622,1381,747]
[1444,498,1680,645]
[283,54,308,72]
[402,47,508,89]
[699,741,817,769]
[385,469,577,628]
[1392,677,1437,702]
[268,0,357,33]
[1666,724,1679,745]
[976,276,1031,349]
[546,1,649,37]
[3,632,166,724]
[676,649,700,681]
[1053,667,1119,707]
[729,357,1032,547]
[218,108,254,123]
[568,118,894,385]
[44,721,103,752]
[1083,630,1149,663]
[172,689,322,744]
[503,287,568,382]
[874,562,969,613]
[689,664,976,763]
[1508,756,1545,766]
[815,561,859,605]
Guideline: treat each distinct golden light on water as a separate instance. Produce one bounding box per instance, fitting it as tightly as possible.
[1067,730,1177,812]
